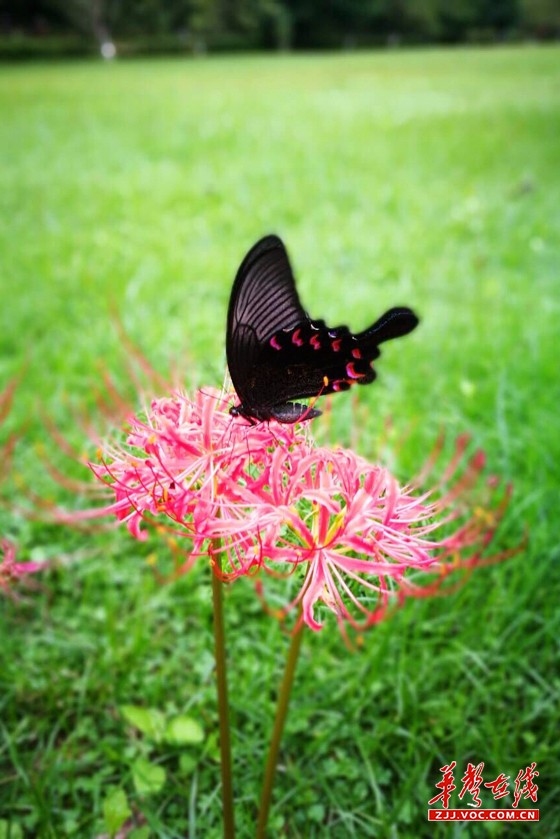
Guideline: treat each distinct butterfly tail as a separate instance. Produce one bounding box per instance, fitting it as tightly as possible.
[357,307,419,351]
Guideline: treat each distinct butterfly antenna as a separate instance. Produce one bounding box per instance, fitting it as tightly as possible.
[199,386,228,406]
[296,375,329,424]
[219,368,241,420]
[220,405,241,459]
[197,385,238,455]
[222,366,233,393]
[264,421,284,449]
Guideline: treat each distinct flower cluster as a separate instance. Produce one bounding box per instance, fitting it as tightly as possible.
[87,388,513,634]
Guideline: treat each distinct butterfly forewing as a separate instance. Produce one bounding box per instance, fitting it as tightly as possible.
[227,235,307,343]
[227,235,310,410]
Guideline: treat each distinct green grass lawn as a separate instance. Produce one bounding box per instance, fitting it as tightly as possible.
[1,46,559,837]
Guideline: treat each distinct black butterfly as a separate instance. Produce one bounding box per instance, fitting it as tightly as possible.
[227,235,418,424]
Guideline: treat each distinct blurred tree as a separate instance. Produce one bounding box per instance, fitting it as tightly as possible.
[187,0,220,52]
[476,0,520,36]
[379,0,444,41]
[1,0,559,52]
[219,0,291,49]
[112,0,174,35]
[283,0,379,48]
[401,0,441,40]
[436,0,477,42]
[0,0,64,32]
[520,0,560,36]
[42,0,112,44]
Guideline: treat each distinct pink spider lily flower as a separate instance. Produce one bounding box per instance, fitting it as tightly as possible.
[86,388,515,633]
[248,440,514,635]
[0,538,47,595]
[87,388,315,573]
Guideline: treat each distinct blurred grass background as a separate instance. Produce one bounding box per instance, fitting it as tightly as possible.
[0,46,559,837]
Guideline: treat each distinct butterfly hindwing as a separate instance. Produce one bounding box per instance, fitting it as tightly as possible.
[262,320,376,397]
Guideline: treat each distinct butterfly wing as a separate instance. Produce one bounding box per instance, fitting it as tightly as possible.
[227,235,310,410]
[227,235,419,420]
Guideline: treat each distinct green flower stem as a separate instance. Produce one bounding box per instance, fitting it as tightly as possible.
[211,542,236,839]
[256,622,304,839]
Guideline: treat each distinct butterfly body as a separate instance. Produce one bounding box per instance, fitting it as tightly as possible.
[227,235,418,424]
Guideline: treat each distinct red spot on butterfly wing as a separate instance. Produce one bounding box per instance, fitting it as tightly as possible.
[270,335,282,350]
[332,379,351,392]
[331,338,342,352]
[310,334,321,350]
[292,328,304,347]
[346,361,365,379]
[351,347,362,359]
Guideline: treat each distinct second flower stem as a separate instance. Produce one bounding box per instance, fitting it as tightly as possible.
[211,544,236,839]
[256,622,304,839]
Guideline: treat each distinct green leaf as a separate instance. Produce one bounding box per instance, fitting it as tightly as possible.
[132,757,166,796]
[179,753,197,775]
[164,715,204,745]
[205,731,220,762]
[308,804,325,823]
[398,799,413,824]
[120,705,166,743]
[103,787,131,838]
[129,828,151,839]
[0,822,24,839]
